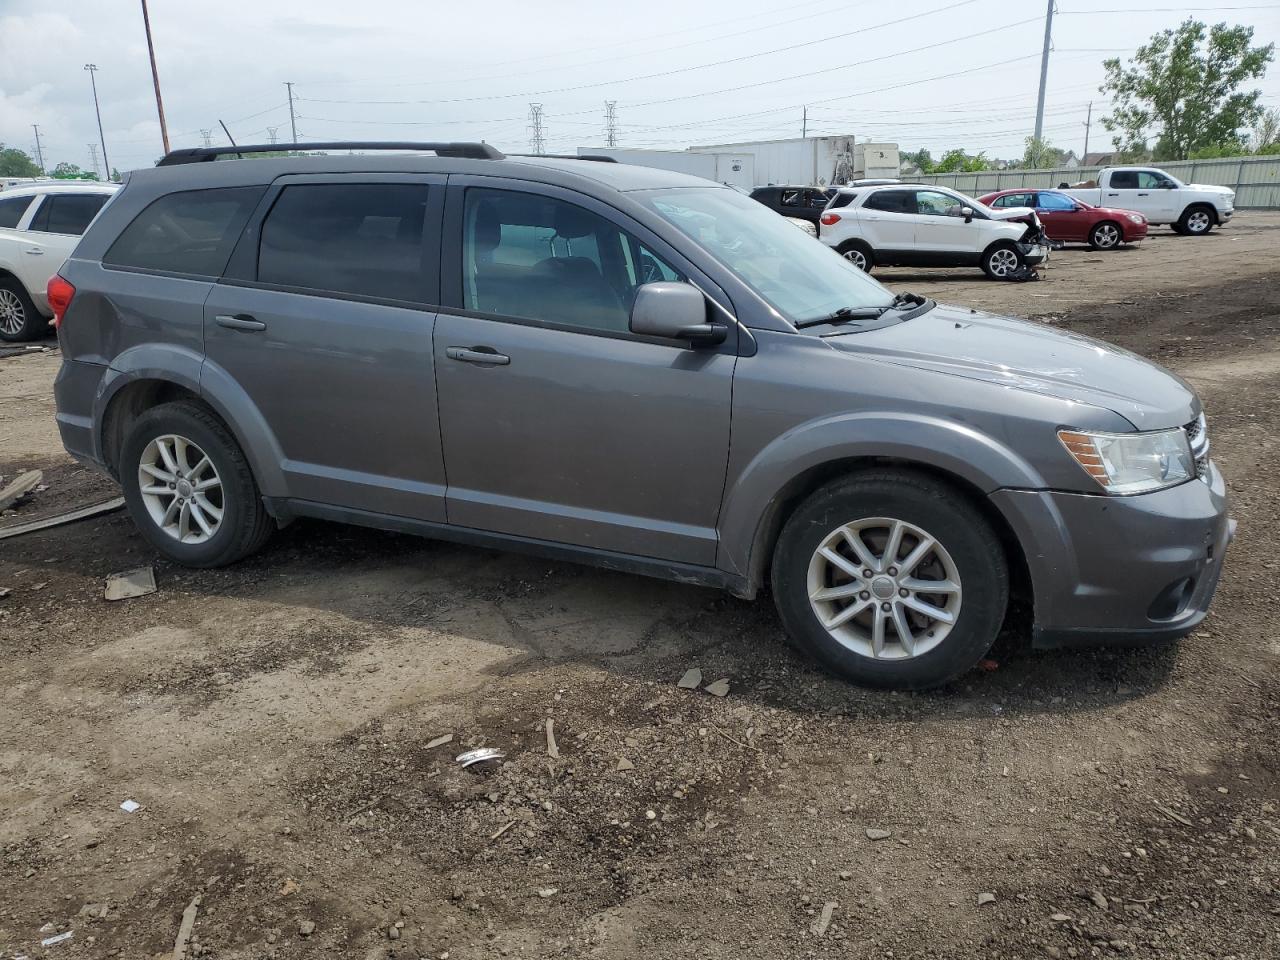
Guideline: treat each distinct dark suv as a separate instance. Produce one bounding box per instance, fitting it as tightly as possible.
[52,142,1231,689]
[747,185,835,224]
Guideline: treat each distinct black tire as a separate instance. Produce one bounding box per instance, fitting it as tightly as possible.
[980,241,1024,280]
[1088,220,1124,250]
[835,240,873,273]
[1176,204,1215,236]
[119,401,273,567]
[0,277,45,342]
[771,470,1009,689]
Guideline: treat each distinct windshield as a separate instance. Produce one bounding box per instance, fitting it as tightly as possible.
[637,186,894,324]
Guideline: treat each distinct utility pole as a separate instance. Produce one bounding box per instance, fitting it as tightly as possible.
[285,82,298,144]
[87,143,100,179]
[1082,100,1093,160]
[83,64,111,181]
[200,129,213,148]
[1033,0,1055,142]
[140,0,170,154]
[802,105,808,139]
[528,103,545,156]
[31,124,45,173]
[604,101,618,148]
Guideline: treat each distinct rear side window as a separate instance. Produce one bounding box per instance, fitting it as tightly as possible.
[1109,171,1138,189]
[0,195,33,228]
[257,183,430,302]
[105,187,264,277]
[863,190,915,214]
[28,193,112,236]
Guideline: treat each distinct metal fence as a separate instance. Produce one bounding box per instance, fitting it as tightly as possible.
[906,155,1280,209]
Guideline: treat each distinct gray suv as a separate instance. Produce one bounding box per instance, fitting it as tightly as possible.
[51,142,1232,689]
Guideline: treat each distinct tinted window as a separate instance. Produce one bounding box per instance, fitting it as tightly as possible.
[1036,192,1076,211]
[1109,171,1138,189]
[781,189,803,208]
[828,192,857,209]
[258,184,430,302]
[105,187,264,277]
[0,195,33,229]
[463,188,682,334]
[28,193,111,235]
[863,190,915,214]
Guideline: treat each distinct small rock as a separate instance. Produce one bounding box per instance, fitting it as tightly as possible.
[1081,890,1109,911]
[298,920,316,937]
[704,678,731,697]
[536,887,558,898]
[645,809,657,820]
[388,926,400,940]
[838,871,852,881]
[616,758,634,771]
[677,668,702,689]
[865,828,891,841]
[977,892,996,906]
[1051,913,1072,922]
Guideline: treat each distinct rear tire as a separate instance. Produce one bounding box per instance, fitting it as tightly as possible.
[120,401,273,567]
[1088,220,1123,250]
[771,471,1009,689]
[0,278,44,342]
[836,240,873,273]
[981,242,1024,280]
[1176,205,1215,236]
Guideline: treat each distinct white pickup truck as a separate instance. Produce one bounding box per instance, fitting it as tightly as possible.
[1059,167,1234,236]
[0,181,117,341]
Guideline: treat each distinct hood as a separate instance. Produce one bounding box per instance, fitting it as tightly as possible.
[1186,182,1234,196]
[1093,205,1146,220]
[825,302,1198,430]
[986,206,1036,221]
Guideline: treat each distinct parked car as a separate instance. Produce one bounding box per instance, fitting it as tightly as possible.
[818,183,1051,279]
[1057,167,1233,235]
[749,185,835,225]
[52,142,1230,689]
[0,181,118,341]
[978,189,1147,249]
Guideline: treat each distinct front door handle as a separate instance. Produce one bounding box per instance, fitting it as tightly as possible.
[215,314,266,332]
[446,346,510,366]
[1137,192,1149,196]
[24,247,44,255]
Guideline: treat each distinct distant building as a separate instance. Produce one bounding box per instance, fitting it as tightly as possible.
[1082,151,1116,166]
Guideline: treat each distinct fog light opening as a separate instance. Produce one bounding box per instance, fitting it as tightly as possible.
[1147,577,1195,621]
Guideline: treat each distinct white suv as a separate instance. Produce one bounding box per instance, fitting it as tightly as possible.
[0,181,118,340]
[818,184,1050,280]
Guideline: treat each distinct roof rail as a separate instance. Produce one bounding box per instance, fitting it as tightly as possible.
[155,141,505,166]
[507,153,618,163]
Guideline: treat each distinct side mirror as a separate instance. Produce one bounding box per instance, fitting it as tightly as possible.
[1161,181,1176,189]
[629,282,726,346]
[961,205,974,223]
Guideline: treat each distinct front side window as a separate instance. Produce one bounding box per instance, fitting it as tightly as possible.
[28,193,112,236]
[462,188,682,334]
[640,186,895,325]
[862,190,915,214]
[258,183,430,302]
[0,195,33,229]
[1036,192,1076,211]
[105,187,264,277]
[916,190,965,217]
[1137,171,1175,189]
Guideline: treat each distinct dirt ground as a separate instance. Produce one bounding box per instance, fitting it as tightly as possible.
[2,215,1278,960]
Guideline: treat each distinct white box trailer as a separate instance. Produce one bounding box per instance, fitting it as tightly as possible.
[575,148,755,191]
[854,142,900,181]
[687,136,858,187]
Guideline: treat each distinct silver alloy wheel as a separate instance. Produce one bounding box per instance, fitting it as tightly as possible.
[137,434,225,544]
[0,288,25,337]
[1186,210,1211,234]
[842,248,868,270]
[1093,223,1120,248]
[987,247,1020,277]
[806,516,963,661]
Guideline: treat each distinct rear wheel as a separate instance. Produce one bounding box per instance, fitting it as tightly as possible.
[1177,205,1215,236]
[771,471,1009,689]
[836,240,873,272]
[981,242,1023,280]
[120,401,274,567]
[0,278,43,342]
[1088,221,1123,250]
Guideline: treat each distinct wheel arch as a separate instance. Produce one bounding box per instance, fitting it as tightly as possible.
[1180,201,1218,225]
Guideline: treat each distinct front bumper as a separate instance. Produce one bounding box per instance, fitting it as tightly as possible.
[1018,242,1049,265]
[990,460,1232,649]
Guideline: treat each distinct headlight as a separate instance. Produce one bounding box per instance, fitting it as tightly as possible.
[1058,428,1194,494]
[1127,213,1145,224]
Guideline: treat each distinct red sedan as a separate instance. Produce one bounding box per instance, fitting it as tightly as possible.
[977,189,1148,250]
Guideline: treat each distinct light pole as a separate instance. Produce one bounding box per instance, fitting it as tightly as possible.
[140,0,170,154]
[83,64,111,180]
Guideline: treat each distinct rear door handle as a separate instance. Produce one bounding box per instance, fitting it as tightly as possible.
[215,314,266,332]
[446,346,510,365]
[1137,192,1149,196]
[24,247,43,255]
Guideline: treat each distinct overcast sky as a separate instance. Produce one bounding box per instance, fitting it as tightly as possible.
[1,0,1277,174]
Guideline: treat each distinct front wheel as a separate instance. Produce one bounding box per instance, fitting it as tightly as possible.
[981,242,1023,280]
[1088,221,1123,250]
[1177,205,1215,236]
[771,471,1009,689]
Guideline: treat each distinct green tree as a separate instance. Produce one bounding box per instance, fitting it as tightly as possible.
[1100,19,1275,161]
[901,148,935,174]
[51,162,98,181]
[1020,136,1068,169]
[1252,108,1280,151]
[0,146,42,177]
[933,148,990,173]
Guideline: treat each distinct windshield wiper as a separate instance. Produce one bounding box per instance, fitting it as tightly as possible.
[795,292,930,329]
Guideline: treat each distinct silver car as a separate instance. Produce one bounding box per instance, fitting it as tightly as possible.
[51,142,1232,689]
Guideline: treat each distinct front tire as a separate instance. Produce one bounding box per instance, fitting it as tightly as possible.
[0,278,44,342]
[120,401,273,567]
[981,242,1023,280]
[771,471,1009,689]
[1088,221,1123,250]
[1177,205,1215,236]
[836,240,873,273]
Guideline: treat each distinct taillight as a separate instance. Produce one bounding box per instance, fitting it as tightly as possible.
[47,275,75,329]
[820,212,841,226]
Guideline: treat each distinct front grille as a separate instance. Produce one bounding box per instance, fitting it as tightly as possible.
[1185,414,1210,481]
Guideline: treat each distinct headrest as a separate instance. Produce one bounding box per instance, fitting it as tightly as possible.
[554,204,596,240]
[473,203,502,253]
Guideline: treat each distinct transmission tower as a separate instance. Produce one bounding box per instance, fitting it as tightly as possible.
[200,129,213,147]
[31,124,45,173]
[87,143,101,178]
[528,103,545,156]
[604,101,618,148]
[266,126,280,145]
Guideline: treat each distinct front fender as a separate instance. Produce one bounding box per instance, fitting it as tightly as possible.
[716,411,1046,581]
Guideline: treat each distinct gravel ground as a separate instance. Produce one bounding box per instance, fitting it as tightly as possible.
[1,214,1278,960]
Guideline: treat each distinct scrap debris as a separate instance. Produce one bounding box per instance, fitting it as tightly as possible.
[425,733,454,749]
[811,901,837,937]
[119,799,141,814]
[171,895,200,960]
[545,718,559,759]
[0,470,42,511]
[704,678,731,698]
[456,747,504,768]
[104,566,157,602]
[677,667,702,689]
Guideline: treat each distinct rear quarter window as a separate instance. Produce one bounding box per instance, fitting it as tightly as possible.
[103,187,265,278]
[0,194,33,229]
